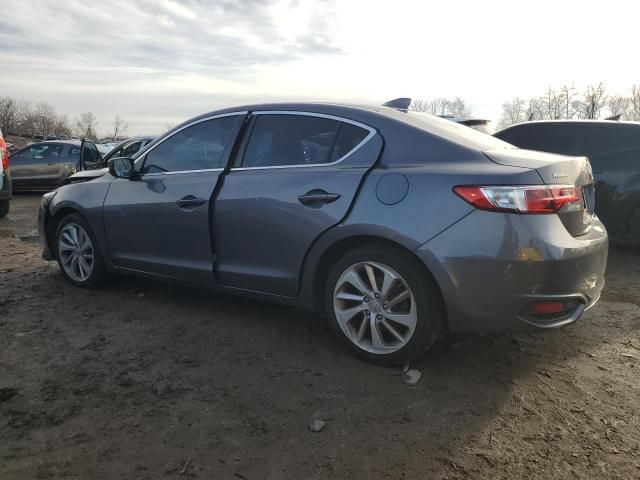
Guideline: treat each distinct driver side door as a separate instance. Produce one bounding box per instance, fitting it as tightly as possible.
[102,113,245,284]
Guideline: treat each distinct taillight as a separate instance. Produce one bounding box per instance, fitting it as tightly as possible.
[0,147,7,171]
[453,185,581,214]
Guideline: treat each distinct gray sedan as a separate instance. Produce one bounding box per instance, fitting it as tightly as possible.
[38,102,608,363]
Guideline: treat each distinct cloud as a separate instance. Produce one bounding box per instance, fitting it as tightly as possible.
[0,0,343,133]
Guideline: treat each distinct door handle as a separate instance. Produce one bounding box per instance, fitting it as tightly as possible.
[297,190,341,206]
[176,195,207,209]
[48,162,56,165]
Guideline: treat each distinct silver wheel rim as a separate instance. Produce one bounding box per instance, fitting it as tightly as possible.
[333,261,417,354]
[58,223,94,282]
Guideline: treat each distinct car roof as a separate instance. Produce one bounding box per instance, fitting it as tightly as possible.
[32,139,82,146]
[162,101,508,153]
[499,119,640,131]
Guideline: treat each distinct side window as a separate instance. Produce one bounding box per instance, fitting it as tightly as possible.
[584,126,640,171]
[19,144,63,163]
[122,141,142,157]
[498,124,581,155]
[330,123,370,162]
[240,114,369,168]
[141,116,239,174]
[69,147,81,156]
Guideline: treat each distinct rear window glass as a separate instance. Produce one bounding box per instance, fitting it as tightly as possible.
[384,109,510,151]
[496,123,581,155]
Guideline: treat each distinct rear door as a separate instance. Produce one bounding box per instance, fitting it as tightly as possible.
[102,113,245,283]
[213,111,382,296]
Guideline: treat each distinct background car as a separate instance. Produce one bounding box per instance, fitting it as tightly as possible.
[65,136,156,184]
[9,139,103,191]
[104,136,156,160]
[0,127,11,217]
[39,103,608,364]
[495,120,640,243]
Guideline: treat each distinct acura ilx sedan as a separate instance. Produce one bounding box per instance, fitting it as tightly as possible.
[38,102,608,363]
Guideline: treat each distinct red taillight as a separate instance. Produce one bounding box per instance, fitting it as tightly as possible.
[453,185,580,214]
[1,148,7,171]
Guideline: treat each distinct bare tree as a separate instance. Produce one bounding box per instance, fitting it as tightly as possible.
[630,84,640,121]
[75,112,99,140]
[606,95,631,119]
[411,97,471,117]
[525,97,545,121]
[33,102,58,138]
[575,82,607,119]
[0,96,19,134]
[15,100,37,137]
[560,85,578,119]
[52,115,72,138]
[542,87,566,119]
[498,97,527,129]
[111,115,129,140]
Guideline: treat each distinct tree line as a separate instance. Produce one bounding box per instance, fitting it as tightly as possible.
[410,82,640,129]
[0,96,127,141]
[497,83,640,129]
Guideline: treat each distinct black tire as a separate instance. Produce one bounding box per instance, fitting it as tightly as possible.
[324,245,443,365]
[55,213,108,287]
[0,199,9,218]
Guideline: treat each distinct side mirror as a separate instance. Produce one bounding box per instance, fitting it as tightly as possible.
[108,157,136,179]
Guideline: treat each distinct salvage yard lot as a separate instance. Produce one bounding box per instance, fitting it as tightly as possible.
[1,194,639,479]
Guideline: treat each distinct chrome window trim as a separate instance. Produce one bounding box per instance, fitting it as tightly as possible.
[230,110,377,171]
[142,168,224,177]
[137,111,248,176]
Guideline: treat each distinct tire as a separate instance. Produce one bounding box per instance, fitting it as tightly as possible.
[325,245,443,365]
[55,213,108,287]
[0,199,9,218]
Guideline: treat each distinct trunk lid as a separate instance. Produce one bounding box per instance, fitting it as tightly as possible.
[485,148,596,236]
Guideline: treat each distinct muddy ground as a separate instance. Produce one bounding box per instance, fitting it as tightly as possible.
[1,194,639,479]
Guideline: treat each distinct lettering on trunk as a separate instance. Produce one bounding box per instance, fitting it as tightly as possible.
[552,172,568,179]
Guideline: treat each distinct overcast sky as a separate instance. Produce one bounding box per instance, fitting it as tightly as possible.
[0,0,638,135]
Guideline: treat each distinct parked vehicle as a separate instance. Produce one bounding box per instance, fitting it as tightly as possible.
[38,103,608,363]
[0,128,11,217]
[65,136,156,184]
[441,116,493,134]
[9,139,103,191]
[495,120,640,243]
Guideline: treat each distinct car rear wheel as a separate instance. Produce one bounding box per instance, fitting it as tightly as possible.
[325,246,443,364]
[55,214,107,287]
[0,199,9,217]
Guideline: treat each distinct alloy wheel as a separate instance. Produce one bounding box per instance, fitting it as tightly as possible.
[58,223,94,282]
[333,261,417,354]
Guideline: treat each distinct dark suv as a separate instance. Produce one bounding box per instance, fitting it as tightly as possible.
[495,120,640,242]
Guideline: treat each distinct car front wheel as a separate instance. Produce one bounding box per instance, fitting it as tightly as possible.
[55,214,107,287]
[325,246,443,364]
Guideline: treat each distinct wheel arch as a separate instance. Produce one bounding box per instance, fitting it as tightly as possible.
[46,206,86,259]
[308,234,447,328]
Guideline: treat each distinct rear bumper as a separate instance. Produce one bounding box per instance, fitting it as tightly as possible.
[416,210,608,332]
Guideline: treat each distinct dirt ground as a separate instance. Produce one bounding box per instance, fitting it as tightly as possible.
[1,194,639,480]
